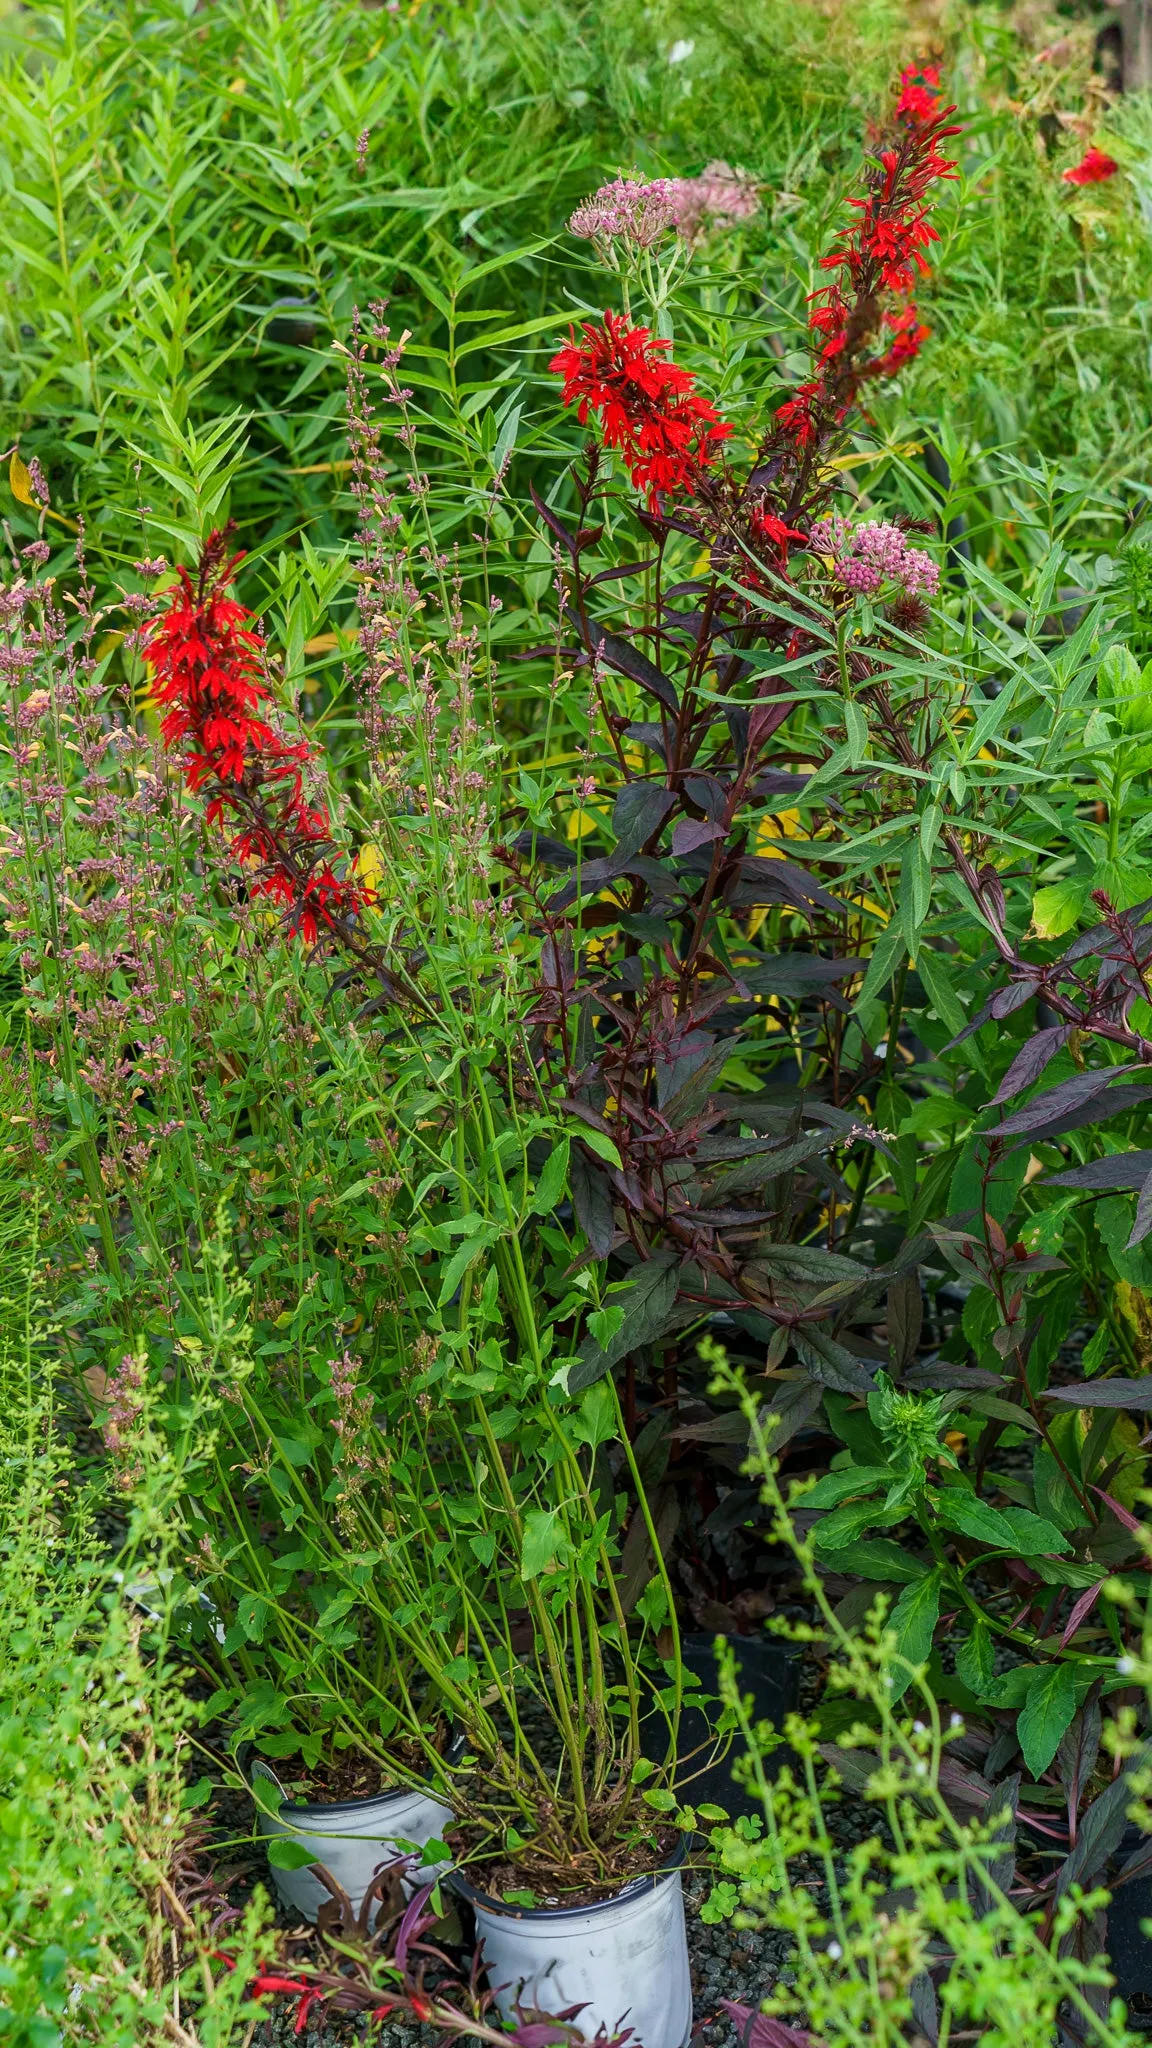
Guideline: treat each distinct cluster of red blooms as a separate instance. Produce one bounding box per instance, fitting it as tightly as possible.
[549,308,730,507]
[144,532,370,944]
[775,62,958,451]
[1063,145,1119,187]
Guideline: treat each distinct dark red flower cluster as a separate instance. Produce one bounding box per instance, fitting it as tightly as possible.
[550,310,729,506]
[1063,145,1119,187]
[144,532,370,945]
[774,67,959,451]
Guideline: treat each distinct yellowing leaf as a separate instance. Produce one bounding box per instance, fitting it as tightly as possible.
[1031,879,1089,940]
[302,632,340,653]
[9,451,37,508]
[355,842,385,894]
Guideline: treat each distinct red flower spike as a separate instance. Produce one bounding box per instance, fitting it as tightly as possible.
[1063,146,1119,186]
[774,79,959,452]
[896,62,943,124]
[145,532,371,944]
[550,311,730,506]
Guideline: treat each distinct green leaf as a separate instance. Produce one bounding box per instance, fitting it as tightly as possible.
[854,921,904,1013]
[573,1125,623,1169]
[935,1488,1018,1551]
[1032,1444,1085,1536]
[813,1498,906,1553]
[844,700,868,767]
[436,1224,500,1307]
[266,1835,319,1871]
[886,1567,943,1701]
[530,1139,569,1217]
[642,1786,678,1811]
[821,1539,930,1584]
[955,1621,996,1699]
[1017,1662,1078,1777]
[237,1592,269,1643]
[570,1381,617,1451]
[1032,879,1090,940]
[800,1465,893,1510]
[1000,1506,1071,1556]
[520,1508,563,1579]
[916,947,969,1039]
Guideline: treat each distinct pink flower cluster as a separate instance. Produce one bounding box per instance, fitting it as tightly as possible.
[569,178,678,249]
[670,160,760,243]
[809,515,939,597]
[568,164,759,251]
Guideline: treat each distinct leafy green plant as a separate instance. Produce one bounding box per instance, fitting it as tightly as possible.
[702,1343,1150,2048]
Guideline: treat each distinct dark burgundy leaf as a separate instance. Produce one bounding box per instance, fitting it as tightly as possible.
[754,769,818,800]
[1045,1151,1152,1192]
[529,484,579,559]
[904,1361,1005,1391]
[1064,897,1152,962]
[989,978,1039,1022]
[511,829,577,870]
[1055,1748,1152,1899]
[588,559,655,586]
[1127,1159,1152,1248]
[683,772,729,820]
[1114,1829,1152,1891]
[673,817,726,856]
[1041,1377,1152,1409]
[731,857,841,916]
[734,954,863,996]
[590,630,679,712]
[759,1375,824,1453]
[793,1327,875,1394]
[1004,1083,1152,1149]
[719,2001,813,2048]
[569,1150,615,1258]
[624,721,667,760]
[611,782,676,858]
[992,1064,1137,1135]
[990,1026,1072,1103]
[887,1270,923,1371]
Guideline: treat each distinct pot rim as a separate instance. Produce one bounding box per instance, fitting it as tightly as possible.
[448,1827,688,1920]
[250,1728,464,1822]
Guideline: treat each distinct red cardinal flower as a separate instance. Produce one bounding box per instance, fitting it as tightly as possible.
[144,532,371,945]
[750,507,807,556]
[1063,146,1119,186]
[774,80,958,451]
[143,533,281,788]
[550,311,729,505]
[896,62,943,124]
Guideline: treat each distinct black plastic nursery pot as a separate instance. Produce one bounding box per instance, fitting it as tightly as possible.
[449,1833,692,2048]
[644,1630,800,1819]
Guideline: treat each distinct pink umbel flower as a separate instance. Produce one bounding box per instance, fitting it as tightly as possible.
[666,161,760,243]
[568,178,678,249]
[810,515,939,597]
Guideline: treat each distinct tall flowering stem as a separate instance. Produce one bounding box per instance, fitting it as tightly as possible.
[514,69,965,1348]
[771,68,959,513]
[143,530,371,947]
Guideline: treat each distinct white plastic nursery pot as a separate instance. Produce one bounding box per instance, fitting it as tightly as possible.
[451,1835,692,2048]
[251,1757,454,1924]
